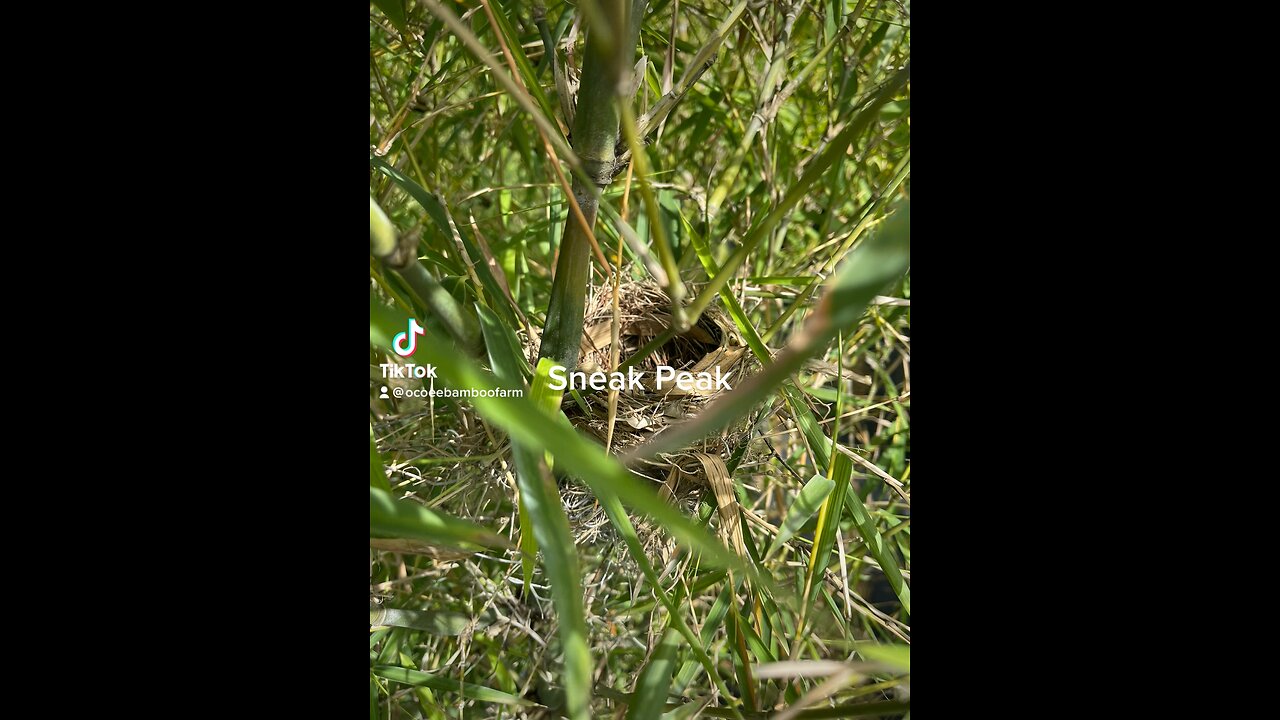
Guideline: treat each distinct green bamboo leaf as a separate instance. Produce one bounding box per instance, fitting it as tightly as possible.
[370,487,512,550]
[370,290,411,351]
[802,453,853,619]
[528,357,570,455]
[845,476,911,614]
[787,385,832,471]
[824,0,839,44]
[858,20,891,58]
[736,613,776,664]
[766,474,835,557]
[625,627,682,720]
[371,666,534,707]
[476,304,539,593]
[507,359,592,720]
[686,65,910,322]
[822,204,912,333]
[368,608,485,636]
[511,482,539,591]
[371,0,408,35]
[476,303,530,388]
[487,0,559,125]
[744,276,816,285]
[856,643,910,672]
[661,696,712,720]
[799,386,862,404]
[726,610,758,711]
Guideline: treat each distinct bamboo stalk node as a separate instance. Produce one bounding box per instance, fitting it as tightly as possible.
[580,154,617,187]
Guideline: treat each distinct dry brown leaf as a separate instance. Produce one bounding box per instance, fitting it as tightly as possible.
[693,451,746,560]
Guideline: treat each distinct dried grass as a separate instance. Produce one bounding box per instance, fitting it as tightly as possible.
[524,280,765,557]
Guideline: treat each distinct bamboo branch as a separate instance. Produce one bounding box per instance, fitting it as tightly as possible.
[629,0,748,145]
[707,0,801,217]
[419,0,581,175]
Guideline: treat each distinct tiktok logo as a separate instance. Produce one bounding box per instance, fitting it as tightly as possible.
[393,319,426,357]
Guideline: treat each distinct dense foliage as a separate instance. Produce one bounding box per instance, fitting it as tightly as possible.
[370,1,910,717]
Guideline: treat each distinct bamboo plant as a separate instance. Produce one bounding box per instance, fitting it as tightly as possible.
[369,1,912,717]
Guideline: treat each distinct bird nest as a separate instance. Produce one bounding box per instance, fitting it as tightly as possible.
[525,280,762,549]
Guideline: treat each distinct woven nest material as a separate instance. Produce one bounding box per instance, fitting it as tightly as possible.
[525,280,763,550]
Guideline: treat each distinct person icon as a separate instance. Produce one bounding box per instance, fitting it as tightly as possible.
[379,386,390,399]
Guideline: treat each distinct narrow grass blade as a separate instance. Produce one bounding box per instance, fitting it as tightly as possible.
[370,487,512,550]
[736,613,776,665]
[661,695,712,719]
[625,627,682,720]
[787,386,833,471]
[371,666,534,707]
